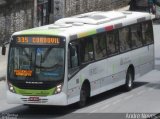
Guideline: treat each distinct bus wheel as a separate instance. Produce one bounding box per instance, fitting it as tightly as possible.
[78,84,88,108]
[125,69,134,91]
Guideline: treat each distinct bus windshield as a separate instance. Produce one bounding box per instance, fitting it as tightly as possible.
[8,46,65,81]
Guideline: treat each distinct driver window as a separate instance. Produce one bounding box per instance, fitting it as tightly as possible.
[68,43,79,68]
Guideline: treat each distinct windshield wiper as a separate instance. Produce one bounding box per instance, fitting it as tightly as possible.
[35,63,63,71]
[41,47,52,63]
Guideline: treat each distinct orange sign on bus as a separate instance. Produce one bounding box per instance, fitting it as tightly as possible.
[16,37,60,45]
[14,70,33,77]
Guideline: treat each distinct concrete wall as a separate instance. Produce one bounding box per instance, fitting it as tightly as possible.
[0,0,34,44]
[65,0,129,17]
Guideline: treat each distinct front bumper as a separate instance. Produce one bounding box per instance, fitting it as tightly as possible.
[7,90,68,106]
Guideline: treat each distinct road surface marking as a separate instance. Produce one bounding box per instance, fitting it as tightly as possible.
[124,95,134,100]
[99,104,111,110]
[147,88,154,91]
[112,99,121,105]
[89,109,98,113]
[137,90,146,95]
[78,105,101,113]
[79,100,113,113]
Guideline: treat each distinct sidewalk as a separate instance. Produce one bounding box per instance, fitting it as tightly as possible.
[0,46,8,81]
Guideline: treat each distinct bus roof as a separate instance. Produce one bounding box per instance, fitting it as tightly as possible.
[13,11,152,40]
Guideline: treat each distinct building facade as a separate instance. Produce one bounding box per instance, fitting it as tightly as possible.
[0,0,129,44]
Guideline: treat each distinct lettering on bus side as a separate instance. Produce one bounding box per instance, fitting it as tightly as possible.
[89,68,98,76]
[120,57,131,65]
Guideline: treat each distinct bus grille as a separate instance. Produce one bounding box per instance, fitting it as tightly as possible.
[21,98,48,103]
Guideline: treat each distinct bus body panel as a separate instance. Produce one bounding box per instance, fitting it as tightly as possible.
[67,45,154,105]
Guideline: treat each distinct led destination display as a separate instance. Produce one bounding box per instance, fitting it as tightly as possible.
[16,36,60,45]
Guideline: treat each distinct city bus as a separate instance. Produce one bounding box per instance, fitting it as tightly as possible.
[3,11,154,107]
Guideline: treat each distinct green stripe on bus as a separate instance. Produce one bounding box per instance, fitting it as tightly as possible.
[78,29,97,38]
[80,75,84,85]
[112,64,115,73]
[14,86,56,96]
[20,29,61,36]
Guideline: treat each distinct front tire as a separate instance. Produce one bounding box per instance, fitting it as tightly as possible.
[78,84,88,108]
[124,69,134,91]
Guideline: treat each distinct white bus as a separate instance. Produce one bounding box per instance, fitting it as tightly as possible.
[3,11,154,107]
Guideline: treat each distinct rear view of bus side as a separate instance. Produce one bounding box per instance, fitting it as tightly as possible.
[6,11,154,107]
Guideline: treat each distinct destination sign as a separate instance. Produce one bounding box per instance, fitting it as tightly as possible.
[14,70,33,77]
[16,36,60,45]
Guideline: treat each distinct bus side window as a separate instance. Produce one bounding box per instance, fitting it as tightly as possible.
[93,33,107,60]
[142,21,153,45]
[106,31,119,56]
[68,43,79,68]
[131,24,143,48]
[80,37,94,63]
[119,27,131,52]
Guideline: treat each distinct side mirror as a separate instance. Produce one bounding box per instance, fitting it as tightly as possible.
[2,45,6,55]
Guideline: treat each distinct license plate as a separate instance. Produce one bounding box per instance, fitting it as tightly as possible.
[28,97,40,101]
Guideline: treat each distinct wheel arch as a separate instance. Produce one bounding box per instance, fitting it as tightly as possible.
[127,64,135,81]
[80,79,91,98]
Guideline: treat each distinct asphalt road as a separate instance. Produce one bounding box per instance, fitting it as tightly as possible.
[0,24,160,119]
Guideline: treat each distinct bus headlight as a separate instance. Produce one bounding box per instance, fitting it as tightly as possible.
[8,82,15,93]
[55,84,62,94]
